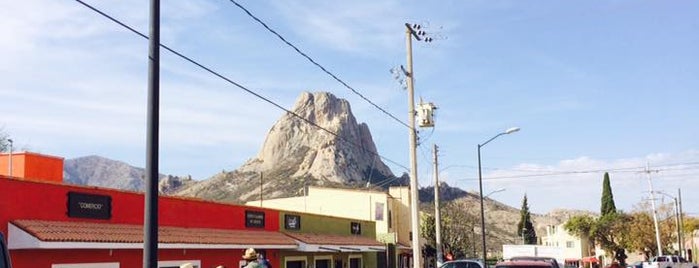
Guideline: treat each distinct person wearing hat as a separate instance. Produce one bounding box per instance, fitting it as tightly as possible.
[242,248,262,268]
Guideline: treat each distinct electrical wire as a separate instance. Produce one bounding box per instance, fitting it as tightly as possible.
[227,0,411,130]
[454,164,699,181]
[73,0,410,172]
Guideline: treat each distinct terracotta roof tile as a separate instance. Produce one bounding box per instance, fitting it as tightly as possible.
[12,219,296,246]
[284,232,383,247]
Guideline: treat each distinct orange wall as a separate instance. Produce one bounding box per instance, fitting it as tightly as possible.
[0,152,63,183]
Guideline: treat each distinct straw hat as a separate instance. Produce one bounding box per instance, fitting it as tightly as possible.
[180,263,194,268]
[242,248,258,260]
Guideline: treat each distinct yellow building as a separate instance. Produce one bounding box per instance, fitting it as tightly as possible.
[540,224,594,268]
[247,186,414,268]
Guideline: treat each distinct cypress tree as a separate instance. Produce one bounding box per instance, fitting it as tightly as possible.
[601,172,617,215]
[517,194,538,244]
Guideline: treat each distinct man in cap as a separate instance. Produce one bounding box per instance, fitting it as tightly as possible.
[242,248,262,268]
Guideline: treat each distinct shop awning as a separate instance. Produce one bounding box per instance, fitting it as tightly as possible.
[582,256,599,263]
[9,219,298,250]
[284,232,386,252]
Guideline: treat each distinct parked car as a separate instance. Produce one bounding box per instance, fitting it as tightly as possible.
[509,256,561,268]
[496,260,554,268]
[440,259,485,268]
[643,255,698,268]
[0,232,12,268]
[626,261,643,268]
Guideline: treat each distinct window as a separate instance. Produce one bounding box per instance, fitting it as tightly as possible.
[157,260,201,268]
[315,255,333,268]
[286,256,308,268]
[52,263,120,268]
[388,210,393,228]
[349,255,362,268]
[566,241,574,248]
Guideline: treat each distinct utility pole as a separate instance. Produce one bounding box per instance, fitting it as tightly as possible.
[433,144,443,266]
[405,22,421,268]
[645,162,663,256]
[673,195,681,256]
[404,22,433,268]
[144,0,160,266]
[679,188,685,258]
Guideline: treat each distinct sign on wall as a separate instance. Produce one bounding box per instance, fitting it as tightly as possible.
[375,202,384,221]
[245,210,265,228]
[285,214,301,230]
[66,192,112,220]
[350,222,361,235]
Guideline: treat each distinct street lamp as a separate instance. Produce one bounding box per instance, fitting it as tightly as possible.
[7,138,12,177]
[654,191,682,256]
[485,188,506,198]
[477,127,520,265]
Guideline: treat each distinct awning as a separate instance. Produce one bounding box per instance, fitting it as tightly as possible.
[284,232,385,252]
[582,256,599,263]
[9,219,298,250]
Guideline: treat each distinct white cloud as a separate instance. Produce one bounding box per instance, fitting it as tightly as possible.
[270,0,404,54]
[441,150,699,214]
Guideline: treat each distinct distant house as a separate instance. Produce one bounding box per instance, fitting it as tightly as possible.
[540,224,604,267]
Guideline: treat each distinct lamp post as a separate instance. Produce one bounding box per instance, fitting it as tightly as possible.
[7,138,12,177]
[478,127,520,265]
[654,191,682,255]
[485,188,506,198]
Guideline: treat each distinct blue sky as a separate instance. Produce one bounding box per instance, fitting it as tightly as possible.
[1,0,698,214]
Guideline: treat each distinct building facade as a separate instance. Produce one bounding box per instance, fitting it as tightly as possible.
[246,186,414,268]
[0,152,384,268]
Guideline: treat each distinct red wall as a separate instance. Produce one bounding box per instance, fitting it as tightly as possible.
[11,248,280,268]
[0,176,282,268]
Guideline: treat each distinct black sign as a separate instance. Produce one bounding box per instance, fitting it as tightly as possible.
[285,214,301,230]
[245,210,265,228]
[67,192,112,220]
[350,222,361,235]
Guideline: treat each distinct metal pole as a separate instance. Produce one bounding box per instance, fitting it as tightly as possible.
[7,139,12,177]
[646,163,663,256]
[478,144,487,265]
[434,144,443,266]
[674,196,681,255]
[679,188,685,258]
[405,23,421,268]
[144,0,160,266]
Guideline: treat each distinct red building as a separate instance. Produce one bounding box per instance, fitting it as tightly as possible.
[0,152,384,268]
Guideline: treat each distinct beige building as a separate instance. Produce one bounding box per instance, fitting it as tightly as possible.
[541,224,595,267]
[246,186,414,268]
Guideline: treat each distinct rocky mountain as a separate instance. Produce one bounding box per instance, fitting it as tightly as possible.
[173,91,408,203]
[60,91,591,248]
[63,155,195,193]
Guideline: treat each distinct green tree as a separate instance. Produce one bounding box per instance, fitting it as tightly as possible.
[0,128,9,152]
[683,216,699,234]
[420,200,479,260]
[517,194,537,244]
[564,174,628,265]
[601,172,617,216]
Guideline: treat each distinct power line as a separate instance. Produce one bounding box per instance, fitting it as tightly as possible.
[227,0,411,129]
[73,0,409,172]
[454,164,699,181]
